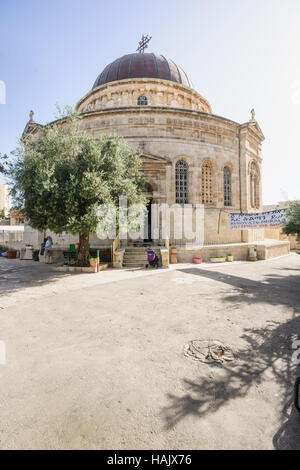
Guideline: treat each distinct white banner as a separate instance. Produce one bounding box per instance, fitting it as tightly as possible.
[229,209,287,230]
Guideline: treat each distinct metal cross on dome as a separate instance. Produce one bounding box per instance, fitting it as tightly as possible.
[137,34,152,53]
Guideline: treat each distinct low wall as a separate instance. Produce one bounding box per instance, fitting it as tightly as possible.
[256,240,290,260]
[0,227,24,246]
[177,240,290,263]
[264,228,299,250]
[178,244,249,263]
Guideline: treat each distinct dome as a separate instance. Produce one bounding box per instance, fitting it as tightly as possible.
[93,53,193,89]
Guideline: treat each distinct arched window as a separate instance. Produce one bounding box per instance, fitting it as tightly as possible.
[137,95,148,106]
[145,183,153,194]
[250,161,259,208]
[201,160,213,204]
[175,160,188,204]
[223,166,232,206]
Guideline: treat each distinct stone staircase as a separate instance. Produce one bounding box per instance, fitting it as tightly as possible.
[122,247,161,268]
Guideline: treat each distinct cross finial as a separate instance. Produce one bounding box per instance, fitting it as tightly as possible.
[251,108,256,121]
[137,34,152,53]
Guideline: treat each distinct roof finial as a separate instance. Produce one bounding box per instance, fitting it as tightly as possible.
[251,108,256,121]
[137,34,152,53]
[29,110,34,122]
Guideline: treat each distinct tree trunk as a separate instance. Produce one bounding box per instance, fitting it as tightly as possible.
[77,232,90,266]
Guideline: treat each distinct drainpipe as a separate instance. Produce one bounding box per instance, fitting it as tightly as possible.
[238,126,242,212]
[238,126,243,242]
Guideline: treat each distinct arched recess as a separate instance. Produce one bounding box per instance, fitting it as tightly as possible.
[201,159,213,204]
[249,160,260,208]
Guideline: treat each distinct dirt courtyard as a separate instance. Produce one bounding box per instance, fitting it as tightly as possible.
[0,254,299,449]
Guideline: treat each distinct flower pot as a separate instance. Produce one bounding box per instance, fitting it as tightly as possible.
[227,255,233,262]
[89,257,99,268]
[210,257,226,263]
[193,257,202,264]
[6,250,17,259]
[170,248,177,264]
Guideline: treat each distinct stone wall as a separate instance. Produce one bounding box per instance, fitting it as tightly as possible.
[26,80,265,249]
[177,240,290,263]
[264,228,299,250]
[77,79,211,114]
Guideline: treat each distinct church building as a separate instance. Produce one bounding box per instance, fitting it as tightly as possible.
[23,43,290,264]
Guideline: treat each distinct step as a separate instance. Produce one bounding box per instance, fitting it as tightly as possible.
[123,263,148,268]
[122,247,161,268]
[124,249,147,253]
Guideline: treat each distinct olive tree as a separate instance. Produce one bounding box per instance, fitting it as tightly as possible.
[282,201,300,241]
[9,114,146,265]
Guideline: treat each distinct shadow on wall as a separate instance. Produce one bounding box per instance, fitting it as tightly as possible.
[161,265,300,449]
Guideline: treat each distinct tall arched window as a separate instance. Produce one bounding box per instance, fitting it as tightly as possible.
[223,166,232,206]
[137,95,148,106]
[250,161,259,208]
[201,160,213,204]
[175,160,188,204]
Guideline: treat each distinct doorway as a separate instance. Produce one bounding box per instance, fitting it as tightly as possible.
[144,183,153,242]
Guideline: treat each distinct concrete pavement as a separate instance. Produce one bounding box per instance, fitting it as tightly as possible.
[0,254,299,449]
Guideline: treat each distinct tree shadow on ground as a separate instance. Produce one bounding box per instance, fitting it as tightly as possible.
[0,259,73,304]
[161,266,300,449]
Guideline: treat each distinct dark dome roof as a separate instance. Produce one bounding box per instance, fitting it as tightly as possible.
[93,53,192,89]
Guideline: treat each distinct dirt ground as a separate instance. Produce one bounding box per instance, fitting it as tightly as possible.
[0,254,299,450]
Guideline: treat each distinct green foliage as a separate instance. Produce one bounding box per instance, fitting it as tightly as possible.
[282,201,300,241]
[0,153,9,174]
[9,113,146,237]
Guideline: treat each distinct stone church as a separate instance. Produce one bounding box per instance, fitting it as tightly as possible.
[23,48,289,264]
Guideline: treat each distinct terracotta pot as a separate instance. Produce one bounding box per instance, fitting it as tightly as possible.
[170,247,177,264]
[89,258,99,268]
[193,257,202,264]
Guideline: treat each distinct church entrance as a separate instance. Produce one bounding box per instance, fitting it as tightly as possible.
[144,197,152,242]
[144,183,153,242]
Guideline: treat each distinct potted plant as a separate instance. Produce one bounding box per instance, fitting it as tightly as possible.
[89,256,99,268]
[170,246,177,264]
[193,257,202,264]
[227,253,234,262]
[32,250,40,261]
[210,255,226,263]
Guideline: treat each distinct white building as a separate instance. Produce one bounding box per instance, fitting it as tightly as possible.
[0,184,11,218]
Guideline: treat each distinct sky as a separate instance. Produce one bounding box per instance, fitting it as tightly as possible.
[0,0,299,204]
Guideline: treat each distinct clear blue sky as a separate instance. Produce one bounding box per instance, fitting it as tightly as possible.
[1,0,299,204]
